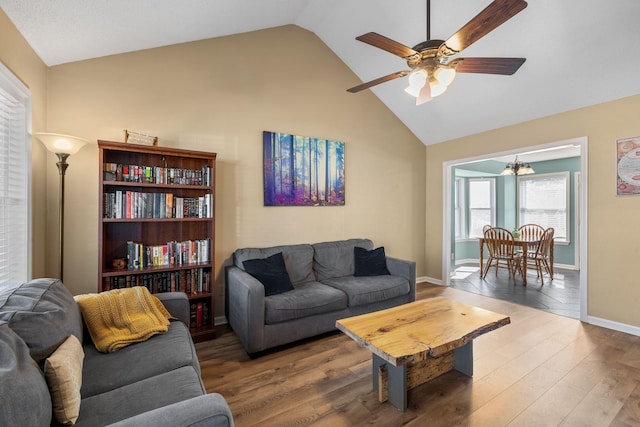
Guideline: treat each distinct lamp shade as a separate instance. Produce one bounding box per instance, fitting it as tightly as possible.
[34,133,89,155]
[500,165,515,175]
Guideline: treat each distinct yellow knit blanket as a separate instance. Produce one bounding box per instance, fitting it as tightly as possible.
[75,286,173,353]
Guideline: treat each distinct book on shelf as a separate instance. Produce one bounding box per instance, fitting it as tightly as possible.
[189,301,210,329]
[104,191,212,219]
[103,268,210,294]
[103,162,212,186]
[125,239,210,269]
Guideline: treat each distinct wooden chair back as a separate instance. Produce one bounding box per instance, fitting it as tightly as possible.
[518,224,545,242]
[537,227,555,258]
[484,227,516,258]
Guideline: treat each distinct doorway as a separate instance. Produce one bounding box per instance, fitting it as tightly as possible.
[442,137,588,322]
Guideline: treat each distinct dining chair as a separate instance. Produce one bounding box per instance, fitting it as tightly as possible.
[517,223,545,254]
[523,227,555,284]
[482,227,522,281]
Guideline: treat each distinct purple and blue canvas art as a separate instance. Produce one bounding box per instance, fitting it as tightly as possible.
[263,131,345,206]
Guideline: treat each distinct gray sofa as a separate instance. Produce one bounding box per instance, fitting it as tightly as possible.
[0,278,234,427]
[227,238,416,355]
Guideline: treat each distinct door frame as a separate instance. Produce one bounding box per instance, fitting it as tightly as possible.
[442,136,588,322]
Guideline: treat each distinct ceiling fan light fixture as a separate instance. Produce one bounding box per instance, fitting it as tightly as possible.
[429,78,448,97]
[434,67,456,86]
[405,69,428,97]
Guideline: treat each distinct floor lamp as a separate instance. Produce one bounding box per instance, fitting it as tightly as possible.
[35,133,89,282]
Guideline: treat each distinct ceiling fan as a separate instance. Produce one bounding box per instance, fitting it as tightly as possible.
[347,0,528,105]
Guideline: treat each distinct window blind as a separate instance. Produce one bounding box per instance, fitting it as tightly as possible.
[468,178,495,238]
[0,62,31,286]
[519,173,569,240]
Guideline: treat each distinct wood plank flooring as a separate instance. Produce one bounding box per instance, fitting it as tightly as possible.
[196,283,640,427]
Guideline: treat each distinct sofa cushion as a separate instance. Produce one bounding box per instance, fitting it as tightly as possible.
[74,366,205,427]
[313,238,373,281]
[0,278,83,364]
[235,244,315,285]
[81,320,199,398]
[0,321,52,426]
[44,334,84,425]
[354,246,391,276]
[321,275,410,307]
[243,252,295,296]
[264,282,348,324]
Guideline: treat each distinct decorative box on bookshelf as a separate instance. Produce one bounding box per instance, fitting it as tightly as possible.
[98,140,216,342]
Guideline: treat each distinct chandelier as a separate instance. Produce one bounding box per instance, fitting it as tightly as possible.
[500,156,535,176]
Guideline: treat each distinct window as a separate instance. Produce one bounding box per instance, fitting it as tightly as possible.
[454,178,465,239]
[0,62,31,286]
[468,178,495,238]
[518,172,569,242]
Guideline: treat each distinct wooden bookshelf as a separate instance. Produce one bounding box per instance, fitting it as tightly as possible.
[98,140,216,342]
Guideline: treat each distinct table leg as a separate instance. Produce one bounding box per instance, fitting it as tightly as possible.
[521,242,528,285]
[550,242,554,278]
[454,341,473,376]
[479,239,484,277]
[373,354,407,411]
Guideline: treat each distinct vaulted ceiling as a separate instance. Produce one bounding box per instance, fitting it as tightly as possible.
[2,0,639,146]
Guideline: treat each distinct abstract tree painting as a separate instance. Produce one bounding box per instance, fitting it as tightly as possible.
[263,131,345,206]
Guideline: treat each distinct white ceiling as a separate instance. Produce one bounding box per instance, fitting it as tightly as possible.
[2,0,640,146]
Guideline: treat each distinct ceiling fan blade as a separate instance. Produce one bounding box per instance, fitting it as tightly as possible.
[355,32,420,59]
[439,0,528,56]
[347,70,409,93]
[450,57,526,75]
[416,84,432,105]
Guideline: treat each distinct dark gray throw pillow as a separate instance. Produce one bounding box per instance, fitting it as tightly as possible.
[354,246,390,277]
[243,252,295,296]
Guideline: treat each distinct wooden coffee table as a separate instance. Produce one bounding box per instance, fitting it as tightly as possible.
[336,297,510,410]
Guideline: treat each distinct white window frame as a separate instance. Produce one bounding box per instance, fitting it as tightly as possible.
[518,171,570,243]
[468,177,496,239]
[0,62,32,286]
[454,177,465,240]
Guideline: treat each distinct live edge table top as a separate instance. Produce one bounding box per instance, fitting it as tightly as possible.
[336,297,511,367]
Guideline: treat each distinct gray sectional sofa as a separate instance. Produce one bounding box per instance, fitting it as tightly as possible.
[227,238,416,355]
[0,278,234,427]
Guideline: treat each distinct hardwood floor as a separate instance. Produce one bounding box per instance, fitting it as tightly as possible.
[196,283,640,426]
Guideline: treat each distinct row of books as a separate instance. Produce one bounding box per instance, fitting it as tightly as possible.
[103,268,212,294]
[190,301,211,329]
[104,163,212,186]
[104,191,212,219]
[126,239,210,269]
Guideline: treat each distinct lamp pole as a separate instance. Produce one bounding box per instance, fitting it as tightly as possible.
[55,153,70,281]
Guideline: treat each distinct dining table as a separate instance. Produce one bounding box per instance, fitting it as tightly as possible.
[478,236,554,285]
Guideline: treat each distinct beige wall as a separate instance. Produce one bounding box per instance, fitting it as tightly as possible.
[44,25,427,318]
[426,94,640,327]
[0,9,48,278]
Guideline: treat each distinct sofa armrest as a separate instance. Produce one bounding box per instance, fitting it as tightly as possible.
[226,266,266,354]
[155,292,190,325]
[105,393,234,427]
[386,257,417,301]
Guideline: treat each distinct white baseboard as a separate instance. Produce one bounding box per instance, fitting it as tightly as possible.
[587,316,640,337]
[214,316,228,326]
[417,276,444,286]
